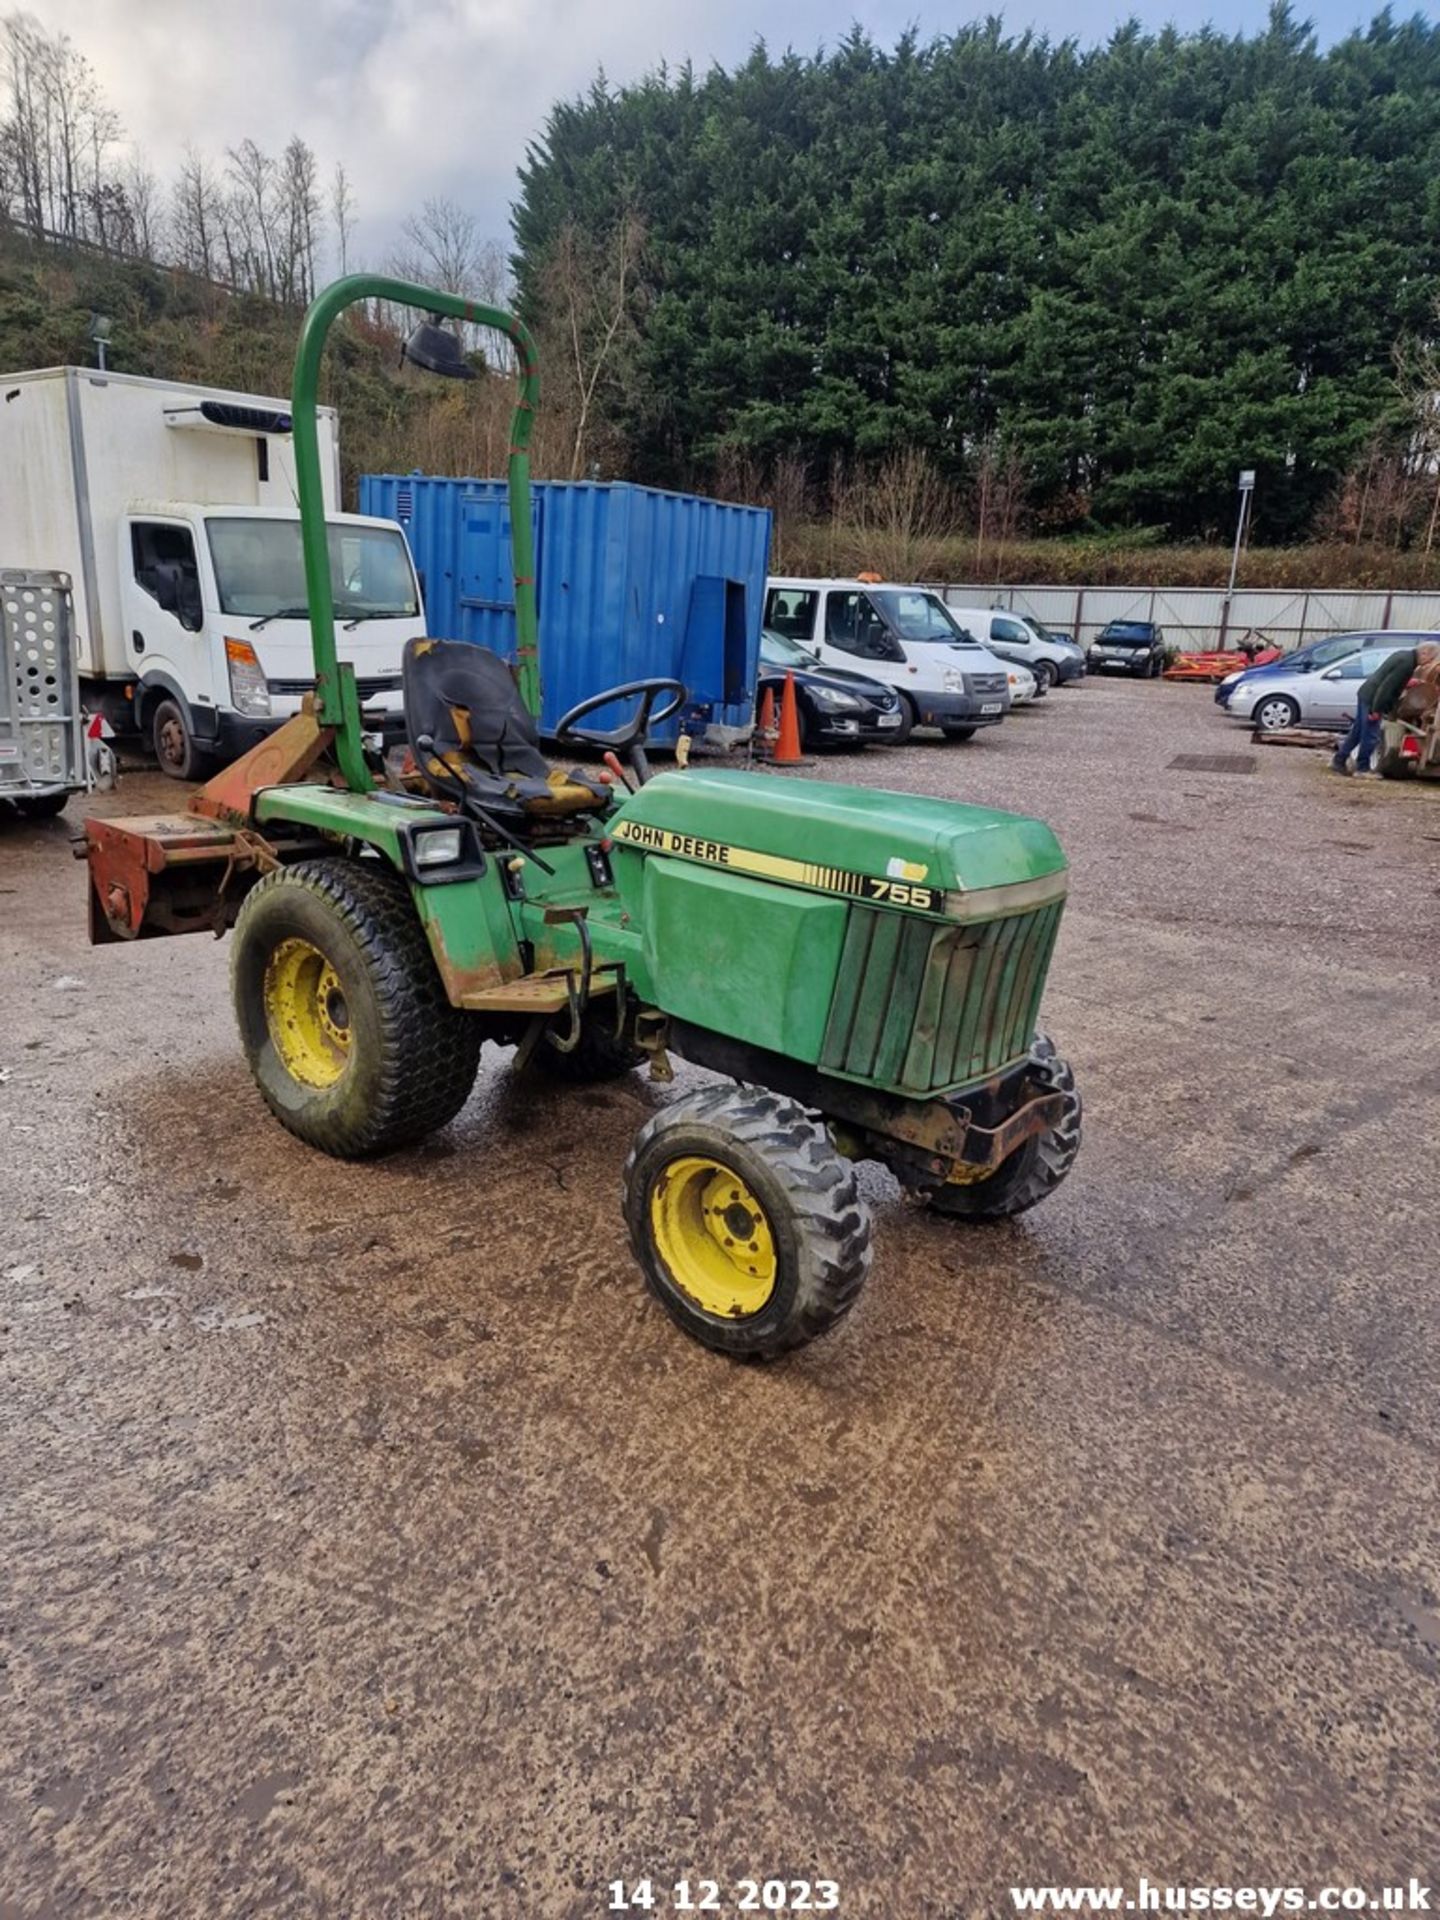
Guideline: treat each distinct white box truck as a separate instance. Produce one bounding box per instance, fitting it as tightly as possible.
[0,367,426,777]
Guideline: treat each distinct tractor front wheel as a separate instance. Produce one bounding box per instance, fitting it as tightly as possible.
[624,1083,872,1358]
[231,857,482,1157]
[924,1033,1081,1221]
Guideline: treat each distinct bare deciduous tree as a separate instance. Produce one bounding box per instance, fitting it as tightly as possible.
[536,210,646,479]
[330,160,355,275]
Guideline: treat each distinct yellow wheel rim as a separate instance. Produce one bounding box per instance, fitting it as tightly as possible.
[649,1155,778,1319]
[262,937,353,1089]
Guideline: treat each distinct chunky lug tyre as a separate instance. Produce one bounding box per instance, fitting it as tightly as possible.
[623,1082,872,1358]
[925,1032,1081,1222]
[1378,744,1414,781]
[1033,660,1056,693]
[530,1015,645,1083]
[12,790,68,819]
[151,696,211,781]
[889,696,916,745]
[231,856,481,1157]
[1253,693,1300,733]
[941,724,978,741]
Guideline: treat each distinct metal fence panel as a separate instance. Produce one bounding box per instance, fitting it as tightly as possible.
[935,581,1440,652]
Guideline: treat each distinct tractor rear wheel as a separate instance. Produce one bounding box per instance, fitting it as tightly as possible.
[924,1033,1081,1221]
[231,856,481,1157]
[623,1083,872,1358]
[530,1014,644,1082]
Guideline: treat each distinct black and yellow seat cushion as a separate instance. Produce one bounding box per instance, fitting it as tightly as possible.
[402,638,608,820]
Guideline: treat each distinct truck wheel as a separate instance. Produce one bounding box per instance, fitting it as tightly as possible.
[13,791,68,819]
[925,1033,1081,1221]
[530,1015,645,1083]
[624,1083,872,1358]
[231,856,482,1157]
[889,696,916,745]
[151,696,211,781]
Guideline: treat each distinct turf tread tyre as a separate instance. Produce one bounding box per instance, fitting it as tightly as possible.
[623,1082,872,1358]
[231,856,481,1157]
[926,1032,1081,1221]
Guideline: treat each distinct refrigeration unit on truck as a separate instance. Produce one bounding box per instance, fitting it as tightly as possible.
[0,367,426,778]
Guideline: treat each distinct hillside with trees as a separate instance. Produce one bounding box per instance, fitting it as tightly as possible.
[5,6,1440,582]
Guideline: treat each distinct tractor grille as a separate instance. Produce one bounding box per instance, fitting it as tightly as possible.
[819,900,1063,1094]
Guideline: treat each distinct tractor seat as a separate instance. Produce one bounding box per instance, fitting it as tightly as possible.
[402,638,609,821]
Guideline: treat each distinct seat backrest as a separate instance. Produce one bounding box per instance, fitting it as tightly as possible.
[402,638,550,782]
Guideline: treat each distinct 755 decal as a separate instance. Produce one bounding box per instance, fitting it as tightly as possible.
[860,876,940,911]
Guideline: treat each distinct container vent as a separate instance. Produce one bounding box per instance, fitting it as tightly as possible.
[820,901,1062,1095]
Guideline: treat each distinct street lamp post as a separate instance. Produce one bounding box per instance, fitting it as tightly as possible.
[88,312,112,372]
[1220,467,1255,649]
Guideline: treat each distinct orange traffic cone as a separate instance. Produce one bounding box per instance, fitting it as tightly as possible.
[774,670,804,765]
[756,684,776,757]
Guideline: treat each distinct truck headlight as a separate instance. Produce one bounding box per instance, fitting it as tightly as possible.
[810,686,863,711]
[224,638,271,718]
[942,669,965,692]
[413,826,463,868]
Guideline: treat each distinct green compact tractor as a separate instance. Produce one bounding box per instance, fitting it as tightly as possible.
[84,277,1081,1359]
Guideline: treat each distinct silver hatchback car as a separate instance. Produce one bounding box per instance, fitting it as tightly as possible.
[1232,642,1414,733]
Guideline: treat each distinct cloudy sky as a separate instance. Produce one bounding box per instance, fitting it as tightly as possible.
[35,0,1382,267]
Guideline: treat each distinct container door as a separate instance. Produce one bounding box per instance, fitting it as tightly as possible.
[681,575,749,706]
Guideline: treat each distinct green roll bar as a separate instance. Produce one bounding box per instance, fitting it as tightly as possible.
[290,275,542,792]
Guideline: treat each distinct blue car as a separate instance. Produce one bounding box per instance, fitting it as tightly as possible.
[1216,630,1438,710]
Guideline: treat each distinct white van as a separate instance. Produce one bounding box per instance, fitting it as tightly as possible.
[0,367,426,778]
[944,606,1086,690]
[764,578,1011,741]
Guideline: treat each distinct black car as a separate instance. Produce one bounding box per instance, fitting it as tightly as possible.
[758,629,906,746]
[1089,619,1172,677]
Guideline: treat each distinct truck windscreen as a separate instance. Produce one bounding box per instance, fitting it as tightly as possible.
[206,518,419,621]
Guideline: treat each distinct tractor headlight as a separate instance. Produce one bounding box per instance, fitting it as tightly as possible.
[224,638,271,718]
[810,686,864,711]
[412,826,464,868]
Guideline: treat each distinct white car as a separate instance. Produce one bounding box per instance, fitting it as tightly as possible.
[1004,662,1040,704]
[945,607,1085,689]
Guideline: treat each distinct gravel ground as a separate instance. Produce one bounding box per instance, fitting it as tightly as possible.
[1,676,1437,1919]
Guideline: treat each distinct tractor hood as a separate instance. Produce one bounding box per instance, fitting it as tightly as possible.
[608,767,1066,922]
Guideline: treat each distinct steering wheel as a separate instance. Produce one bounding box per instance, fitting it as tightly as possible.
[555,678,687,752]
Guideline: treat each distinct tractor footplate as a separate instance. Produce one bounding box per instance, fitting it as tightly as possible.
[459,968,619,1014]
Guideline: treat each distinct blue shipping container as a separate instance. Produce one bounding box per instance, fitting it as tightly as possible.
[358,475,772,744]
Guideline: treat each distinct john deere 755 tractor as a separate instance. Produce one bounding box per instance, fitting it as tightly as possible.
[84,278,1081,1359]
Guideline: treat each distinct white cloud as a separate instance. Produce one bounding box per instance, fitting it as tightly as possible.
[28,0,1366,271]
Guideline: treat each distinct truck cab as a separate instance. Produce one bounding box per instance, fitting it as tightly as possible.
[0,366,425,779]
[764,578,1011,739]
[122,504,424,776]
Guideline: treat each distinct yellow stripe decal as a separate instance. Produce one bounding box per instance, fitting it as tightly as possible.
[610,818,946,913]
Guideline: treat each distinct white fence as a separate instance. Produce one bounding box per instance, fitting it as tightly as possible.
[932,582,1440,654]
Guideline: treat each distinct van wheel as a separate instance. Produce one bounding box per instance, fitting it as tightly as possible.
[941,724,978,741]
[151,697,211,781]
[1033,660,1056,692]
[890,696,916,744]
